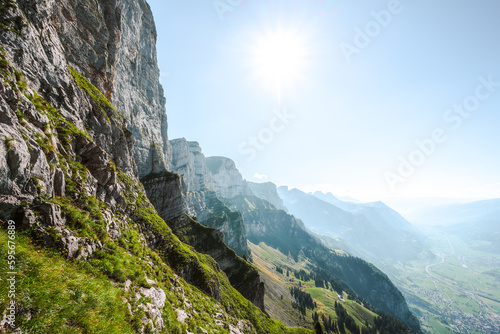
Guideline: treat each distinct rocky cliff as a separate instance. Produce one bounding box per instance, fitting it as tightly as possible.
[206,156,254,199]
[0,1,290,332]
[186,190,249,258]
[166,214,264,312]
[110,0,172,178]
[248,181,287,211]
[169,138,250,258]
[170,138,214,192]
[141,170,188,221]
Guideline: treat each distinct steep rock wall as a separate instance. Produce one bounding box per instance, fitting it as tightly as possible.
[170,138,213,192]
[187,190,249,258]
[205,156,253,199]
[111,0,172,178]
[248,181,287,211]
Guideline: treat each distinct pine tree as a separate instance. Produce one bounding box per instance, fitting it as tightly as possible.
[314,321,324,334]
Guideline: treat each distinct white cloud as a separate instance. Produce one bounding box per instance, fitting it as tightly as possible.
[253,173,268,180]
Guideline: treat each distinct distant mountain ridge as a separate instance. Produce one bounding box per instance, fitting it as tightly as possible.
[278,187,428,263]
[409,198,500,227]
[165,144,421,331]
[312,191,361,211]
[409,198,500,253]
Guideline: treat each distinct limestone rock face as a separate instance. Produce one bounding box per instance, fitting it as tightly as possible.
[111,0,172,178]
[205,156,254,199]
[16,0,171,179]
[170,138,214,192]
[187,190,249,258]
[141,171,188,222]
[247,181,286,211]
[167,215,264,312]
[170,139,249,257]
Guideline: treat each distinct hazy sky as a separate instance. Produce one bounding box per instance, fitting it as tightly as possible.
[148,0,500,202]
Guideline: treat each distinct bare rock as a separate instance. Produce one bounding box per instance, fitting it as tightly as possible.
[141,171,188,221]
[205,156,254,199]
[52,168,65,197]
[21,207,37,228]
[170,138,214,192]
[38,203,65,227]
[0,195,21,221]
[175,309,189,323]
[19,98,49,128]
[138,280,166,309]
[60,235,79,259]
[103,210,121,239]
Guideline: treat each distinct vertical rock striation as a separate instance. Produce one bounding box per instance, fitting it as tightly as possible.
[247,181,287,211]
[170,138,214,192]
[205,156,254,199]
[169,138,250,258]
[111,0,172,178]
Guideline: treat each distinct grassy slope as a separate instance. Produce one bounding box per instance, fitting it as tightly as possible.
[250,241,380,334]
[0,230,134,333]
[0,54,314,333]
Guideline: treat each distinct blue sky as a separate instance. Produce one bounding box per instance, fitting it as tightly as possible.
[148,0,500,202]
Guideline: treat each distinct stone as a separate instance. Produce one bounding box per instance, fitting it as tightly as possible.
[60,236,79,259]
[139,283,166,309]
[170,138,214,192]
[205,156,254,199]
[247,181,286,211]
[175,309,189,323]
[21,207,37,228]
[0,195,21,221]
[38,203,65,227]
[52,167,65,197]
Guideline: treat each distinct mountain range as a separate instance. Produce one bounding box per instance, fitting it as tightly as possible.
[0,0,422,333]
[278,187,429,264]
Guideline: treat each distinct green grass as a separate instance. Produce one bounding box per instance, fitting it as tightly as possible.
[427,318,454,334]
[0,55,320,333]
[4,136,13,151]
[0,230,135,333]
[393,233,500,334]
[305,284,376,331]
[68,66,124,123]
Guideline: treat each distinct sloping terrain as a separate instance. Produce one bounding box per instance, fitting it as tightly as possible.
[0,1,314,332]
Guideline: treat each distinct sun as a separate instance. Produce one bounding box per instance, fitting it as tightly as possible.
[251,29,308,104]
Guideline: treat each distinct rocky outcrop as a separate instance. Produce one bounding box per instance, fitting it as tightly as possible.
[16,0,171,179]
[167,215,265,312]
[141,171,188,222]
[247,181,286,211]
[187,190,249,258]
[111,0,172,178]
[134,278,167,332]
[205,156,254,199]
[169,139,250,258]
[170,138,214,192]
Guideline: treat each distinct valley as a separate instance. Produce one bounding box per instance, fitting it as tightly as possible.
[393,233,500,334]
[249,241,404,334]
[0,0,497,333]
